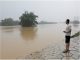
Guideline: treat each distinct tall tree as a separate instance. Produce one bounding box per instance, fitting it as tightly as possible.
[19,11,38,27]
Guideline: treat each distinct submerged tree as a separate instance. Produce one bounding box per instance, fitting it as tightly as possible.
[1,18,20,26]
[1,18,14,26]
[19,11,38,27]
[73,16,80,24]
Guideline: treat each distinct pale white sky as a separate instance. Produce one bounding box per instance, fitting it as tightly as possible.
[0,0,80,22]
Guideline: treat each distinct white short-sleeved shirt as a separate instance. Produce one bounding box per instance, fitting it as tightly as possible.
[65,24,71,36]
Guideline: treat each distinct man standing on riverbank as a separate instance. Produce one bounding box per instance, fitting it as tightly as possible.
[63,19,72,53]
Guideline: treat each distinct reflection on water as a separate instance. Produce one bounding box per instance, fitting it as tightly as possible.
[1,26,16,32]
[20,27,38,40]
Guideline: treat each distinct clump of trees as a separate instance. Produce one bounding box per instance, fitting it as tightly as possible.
[19,11,38,27]
[72,20,80,24]
[0,11,38,26]
[1,18,19,26]
[72,16,80,24]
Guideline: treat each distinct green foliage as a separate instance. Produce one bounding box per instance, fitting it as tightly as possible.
[19,11,38,27]
[72,20,80,24]
[1,18,14,26]
[1,18,20,26]
[71,31,80,38]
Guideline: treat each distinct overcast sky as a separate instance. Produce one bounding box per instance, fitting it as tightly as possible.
[0,0,80,22]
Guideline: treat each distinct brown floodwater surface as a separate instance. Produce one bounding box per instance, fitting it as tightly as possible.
[0,24,80,59]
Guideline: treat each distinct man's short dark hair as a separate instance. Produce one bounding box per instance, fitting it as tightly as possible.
[66,19,70,23]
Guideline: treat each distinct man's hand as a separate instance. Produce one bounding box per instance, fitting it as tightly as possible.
[63,31,66,33]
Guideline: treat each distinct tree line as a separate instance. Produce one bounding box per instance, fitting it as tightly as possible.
[0,11,38,27]
[0,11,80,27]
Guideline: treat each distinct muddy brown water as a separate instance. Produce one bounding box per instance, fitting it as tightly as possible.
[0,23,79,59]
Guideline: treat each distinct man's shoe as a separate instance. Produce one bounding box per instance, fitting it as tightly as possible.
[63,50,69,53]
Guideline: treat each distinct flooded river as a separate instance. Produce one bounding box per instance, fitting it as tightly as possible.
[0,23,79,59]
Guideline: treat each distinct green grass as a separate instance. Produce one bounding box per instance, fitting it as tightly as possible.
[71,31,80,38]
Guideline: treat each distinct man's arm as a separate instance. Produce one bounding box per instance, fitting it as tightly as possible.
[63,25,71,33]
[63,29,71,33]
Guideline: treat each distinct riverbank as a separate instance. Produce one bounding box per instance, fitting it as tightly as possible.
[17,34,80,60]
